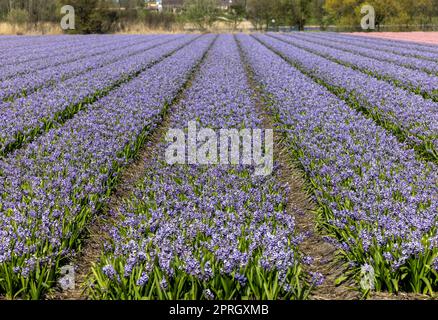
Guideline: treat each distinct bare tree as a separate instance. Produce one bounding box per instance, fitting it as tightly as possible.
[183,0,219,30]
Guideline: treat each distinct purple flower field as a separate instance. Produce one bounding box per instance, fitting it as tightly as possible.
[0,33,437,300]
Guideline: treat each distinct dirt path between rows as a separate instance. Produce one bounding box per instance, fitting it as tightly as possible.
[47,36,217,300]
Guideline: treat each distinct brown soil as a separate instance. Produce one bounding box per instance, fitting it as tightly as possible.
[369,292,432,300]
[273,142,358,300]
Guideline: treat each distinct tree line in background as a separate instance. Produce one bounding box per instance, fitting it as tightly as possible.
[0,0,179,33]
[240,0,438,31]
[0,0,437,33]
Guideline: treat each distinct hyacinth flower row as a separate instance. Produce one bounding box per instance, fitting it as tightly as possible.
[89,35,313,300]
[255,34,438,161]
[0,35,179,101]
[330,33,438,61]
[0,35,161,82]
[0,35,178,93]
[335,32,438,52]
[303,33,438,76]
[237,34,438,294]
[0,35,119,69]
[0,35,214,299]
[281,32,438,94]
[0,37,94,66]
[0,35,181,101]
[0,35,90,57]
[0,35,194,156]
[0,34,87,47]
[275,33,438,101]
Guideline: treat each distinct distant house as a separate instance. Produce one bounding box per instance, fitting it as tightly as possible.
[160,0,241,12]
[145,0,163,12]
